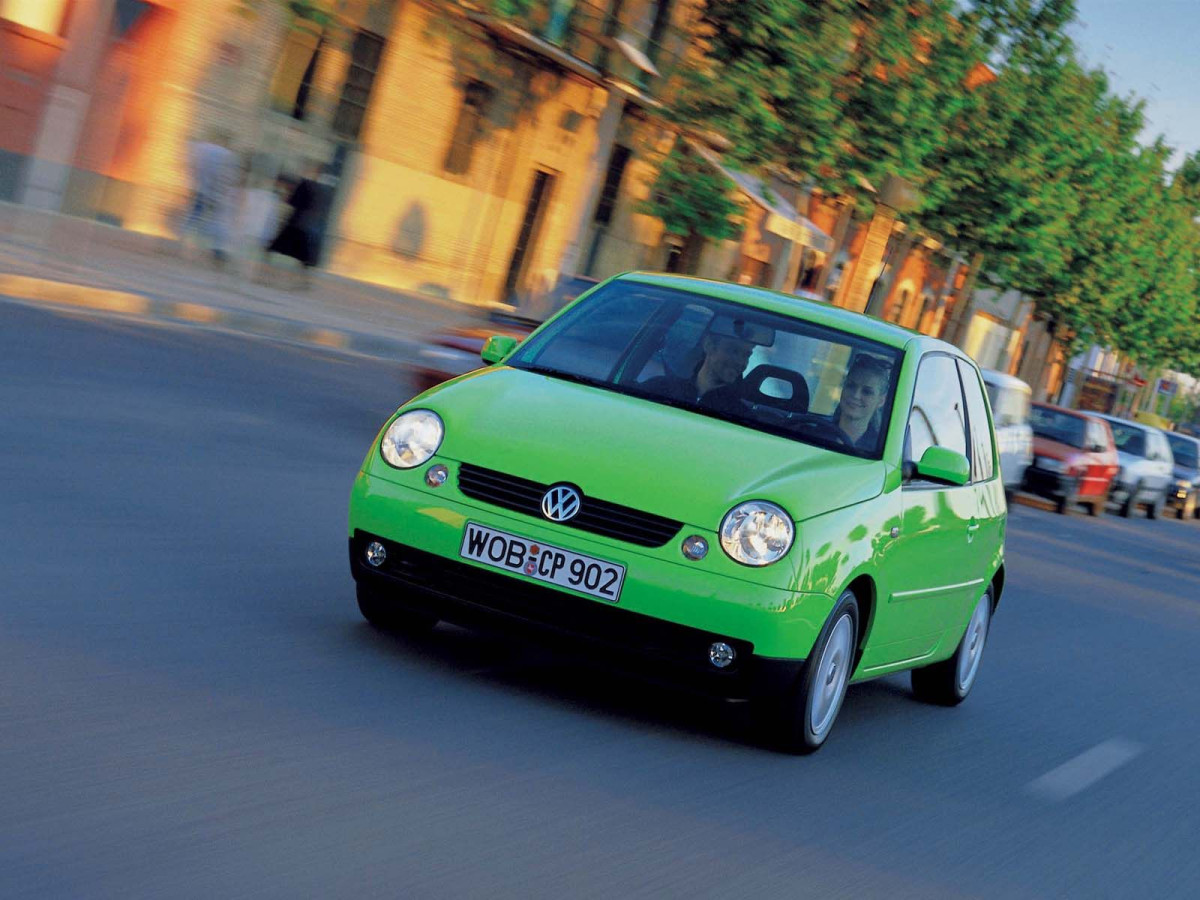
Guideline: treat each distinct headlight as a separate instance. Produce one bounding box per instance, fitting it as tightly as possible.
[380,409,444,469]
[719,501,794,567]
[1036,456,1065,473]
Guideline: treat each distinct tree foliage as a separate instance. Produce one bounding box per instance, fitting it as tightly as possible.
[668,0,1200,374]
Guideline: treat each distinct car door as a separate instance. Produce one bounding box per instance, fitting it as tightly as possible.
[868,353,980,666]
[957,359,1005,583]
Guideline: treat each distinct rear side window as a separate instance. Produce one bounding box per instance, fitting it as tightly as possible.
[958,360,995,482]
[906,354,968,464]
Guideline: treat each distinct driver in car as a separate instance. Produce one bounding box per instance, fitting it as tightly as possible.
[834,355,890,449]
[642,330,755,407]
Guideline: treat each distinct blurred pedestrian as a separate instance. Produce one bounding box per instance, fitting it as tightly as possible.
[236,169,288,279]
[181,130,238,267]
[267,162,335,289]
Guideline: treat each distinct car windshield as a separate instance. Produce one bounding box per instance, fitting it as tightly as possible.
[1029,406,1086,448]
[1107,422,1147,456]
[1167,434,1198,468]
[507,281,904,458]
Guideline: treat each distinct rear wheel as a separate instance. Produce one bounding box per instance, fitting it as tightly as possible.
[356,583,438,634]
[766,590,858,755]
[912,588,992,706]
[1119,483,1140,518]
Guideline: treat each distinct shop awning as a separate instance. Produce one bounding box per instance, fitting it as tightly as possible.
[685,139,833,253]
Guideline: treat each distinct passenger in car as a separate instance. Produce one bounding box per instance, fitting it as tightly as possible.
[835,355,890,448]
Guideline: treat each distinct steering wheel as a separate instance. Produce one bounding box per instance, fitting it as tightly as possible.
[786,413,856,449]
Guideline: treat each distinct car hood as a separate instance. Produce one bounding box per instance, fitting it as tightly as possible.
[425,367,886,528]
[1174,464,1199,482]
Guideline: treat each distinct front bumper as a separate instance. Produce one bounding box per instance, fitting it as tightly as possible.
[1023,465,1072,499]
[348,469,832,700]
[1166,485,1193,509]
[351,532,804,701]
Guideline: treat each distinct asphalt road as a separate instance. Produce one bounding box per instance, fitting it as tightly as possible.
[2,300,1199,899]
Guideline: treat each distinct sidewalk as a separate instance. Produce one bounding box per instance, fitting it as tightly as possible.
[0,203,479,361]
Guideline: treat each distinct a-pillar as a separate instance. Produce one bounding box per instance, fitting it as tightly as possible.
[19,0,117,211]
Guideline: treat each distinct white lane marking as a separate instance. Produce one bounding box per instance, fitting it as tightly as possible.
[1027,738,1145,801]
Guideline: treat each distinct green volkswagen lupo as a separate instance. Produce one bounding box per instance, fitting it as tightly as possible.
[348,273,1005,752]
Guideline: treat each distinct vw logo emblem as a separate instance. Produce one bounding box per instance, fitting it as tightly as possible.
[541,485,582,522]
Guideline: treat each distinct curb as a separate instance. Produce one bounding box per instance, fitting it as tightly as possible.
[0,272,419,362]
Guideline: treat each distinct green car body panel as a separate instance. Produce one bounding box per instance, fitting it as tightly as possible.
[349,272,1005,687]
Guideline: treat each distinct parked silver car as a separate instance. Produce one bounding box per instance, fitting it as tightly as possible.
[981,370,1033,497]
[1093,414,1175,518]
[1165,431,1200,519]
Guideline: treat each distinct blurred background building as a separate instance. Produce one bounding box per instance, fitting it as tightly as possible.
[0,0,1118,406]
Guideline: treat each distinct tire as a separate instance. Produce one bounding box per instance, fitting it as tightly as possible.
[911,587,992,707]
[356,583,438,634]
[1147,490,1164,520]
[1119,483,1140,518]
[1055,493,1072,515]
[766,590,859,755]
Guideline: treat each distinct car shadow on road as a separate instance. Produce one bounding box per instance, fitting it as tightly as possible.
[344,619,927,755]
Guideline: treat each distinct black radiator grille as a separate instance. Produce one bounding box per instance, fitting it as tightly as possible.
[457,463,683,548]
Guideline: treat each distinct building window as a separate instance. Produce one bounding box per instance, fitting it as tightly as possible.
[443,81,493,176]
[269,25,325,121]
[0,0,69,33]
[593,145,631,227]
[332,29,385,141]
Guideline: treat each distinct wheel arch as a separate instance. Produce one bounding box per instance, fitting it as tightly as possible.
[843,573,877,664]
[990,563,1005,612]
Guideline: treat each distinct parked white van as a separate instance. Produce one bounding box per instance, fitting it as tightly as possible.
[981,370,1033,496]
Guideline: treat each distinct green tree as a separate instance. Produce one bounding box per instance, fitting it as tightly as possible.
[641,145,743,274]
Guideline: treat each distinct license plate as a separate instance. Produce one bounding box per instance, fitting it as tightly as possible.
[459,522,625,603]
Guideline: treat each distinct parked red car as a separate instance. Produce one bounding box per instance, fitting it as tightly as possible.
[411,276,599,394]
[1022,403,1120,515]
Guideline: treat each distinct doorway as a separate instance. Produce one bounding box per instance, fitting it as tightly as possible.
[503,169,557,302]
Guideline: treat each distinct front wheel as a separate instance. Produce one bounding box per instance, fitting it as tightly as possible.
[911,588,992,706]
[766,590,859,755]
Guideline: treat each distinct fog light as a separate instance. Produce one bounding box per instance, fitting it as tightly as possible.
[425,464,449,488]
[709,642,735,668]
[681,534,709,560]
[365,541,387,567]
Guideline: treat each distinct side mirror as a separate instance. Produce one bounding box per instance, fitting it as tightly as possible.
[914,446,970,486]
[1089,443,1106,454]
[480,334,518,365]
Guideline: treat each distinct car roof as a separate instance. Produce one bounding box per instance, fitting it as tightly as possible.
[981,369,1031,391]
[1091,412,1153,432]
[1166,430,1200,447]
[618,272,958,355]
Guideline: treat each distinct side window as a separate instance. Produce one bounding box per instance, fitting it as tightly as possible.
[906,354,968,466]
[957,360,995,482]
